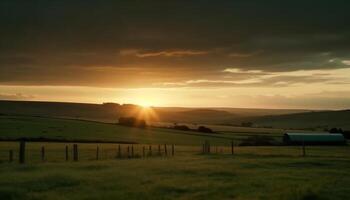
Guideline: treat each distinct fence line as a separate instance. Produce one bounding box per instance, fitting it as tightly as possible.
[0,140,318,164]
[0,141,182,164]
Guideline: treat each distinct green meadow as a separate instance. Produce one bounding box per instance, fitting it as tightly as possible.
[0,146,349,200]
[0,115,287,145]
[1,115,350,200]
[0,115,234,145]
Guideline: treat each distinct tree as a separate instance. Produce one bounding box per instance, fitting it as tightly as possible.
[173,125,190,131]
[118,117,146,128]
[197,126,214,133]
[241,122,253,127]
[329,128,343,133]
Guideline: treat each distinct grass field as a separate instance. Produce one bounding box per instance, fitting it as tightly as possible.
[1,115,350,200]
[0,146,349,200]
[0,115,236,146]
[0,115,290,145]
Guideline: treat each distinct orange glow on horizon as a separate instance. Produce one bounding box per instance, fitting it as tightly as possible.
[135,106,159,122]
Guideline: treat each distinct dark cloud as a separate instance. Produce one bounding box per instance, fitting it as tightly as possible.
[1,0,350,87]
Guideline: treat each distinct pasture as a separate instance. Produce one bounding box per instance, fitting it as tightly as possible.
[0,146,349,200]
[0,115,233,146]
[1,115,350,200]
[0,115,290,145]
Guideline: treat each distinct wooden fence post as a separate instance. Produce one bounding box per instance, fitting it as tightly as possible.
[171,144,174,156]
[142,146,145,158]
[118,145,121,158]
[19,140,25,164]
[164,144,167,156]
[209,143,211,153]
[203,141,206,154]
[65,145,69,161]
[205,141,208,154]
[73,144,78,161]
[231,140,234,155]
[126,146,129,158]
[149,145,152,156]
[158,144,161,156]
[41,146,45,162]
[96,146,99,160]
[204,140,210,154]
[131,145,134,158]
[9,150,13,163]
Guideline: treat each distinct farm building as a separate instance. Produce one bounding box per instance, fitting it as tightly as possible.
[283,133,346,145]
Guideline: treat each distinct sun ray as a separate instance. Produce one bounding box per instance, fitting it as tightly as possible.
[135,105,159,123]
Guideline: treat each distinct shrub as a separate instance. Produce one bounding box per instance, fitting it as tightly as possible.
[329,127,343,133]
[241,122,253,127]
[118,117,146,128]
[197,126,214,133]
[173,125,190,131]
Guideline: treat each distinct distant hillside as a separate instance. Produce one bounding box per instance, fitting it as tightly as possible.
[152,107,311,124]
[0,100,327,126]
[213,107,312,117]
[154,109,240,124]
[0,100,127,122]
[0,101,242,124]
[253,110,350,130]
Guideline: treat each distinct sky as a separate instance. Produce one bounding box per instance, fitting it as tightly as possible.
[1,0,350,109]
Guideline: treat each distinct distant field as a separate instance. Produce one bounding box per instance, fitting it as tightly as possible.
[2,115,284,145]
[151,121,317,140]
[254,110,350,130]
[0,146,349,200]
[0,115,235,146]
[2,115,330,147]
[152,121,286,134]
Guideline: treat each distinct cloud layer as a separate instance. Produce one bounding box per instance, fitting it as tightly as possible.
[1,1,350,87]
[0,1,350,108]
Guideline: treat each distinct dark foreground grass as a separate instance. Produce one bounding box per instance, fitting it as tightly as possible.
[0,146,349,200]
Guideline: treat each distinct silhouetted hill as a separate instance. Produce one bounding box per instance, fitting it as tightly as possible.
[213,107,311,117]
[0,100,132,122]
[0,100,338,128]
[253,110,350,130]
[155,109,240,124]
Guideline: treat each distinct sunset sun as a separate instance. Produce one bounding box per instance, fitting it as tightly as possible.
[138,101,152,108]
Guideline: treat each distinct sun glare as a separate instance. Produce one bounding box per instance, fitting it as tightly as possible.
[137,99,154,108]
[139,102,151,108]
[135,104,159,122]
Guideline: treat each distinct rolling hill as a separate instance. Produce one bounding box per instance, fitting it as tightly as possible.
[0,100,308,124]
[253,110,350,130]
[1,100,348,130]
[154,109,240,124]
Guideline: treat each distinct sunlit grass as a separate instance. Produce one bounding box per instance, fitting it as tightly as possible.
[0,146,349,200]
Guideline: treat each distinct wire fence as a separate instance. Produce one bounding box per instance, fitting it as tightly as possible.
[0,140,348,164]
